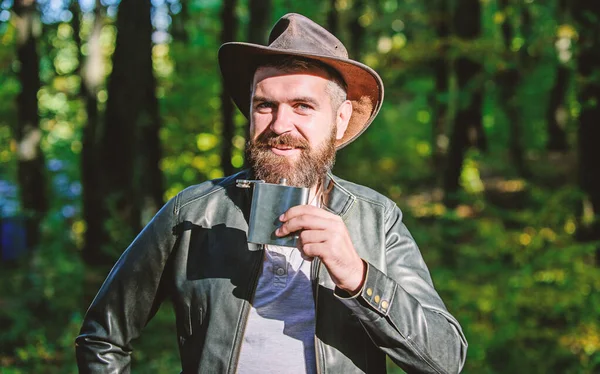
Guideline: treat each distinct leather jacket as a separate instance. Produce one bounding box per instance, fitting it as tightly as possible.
[76,170,467,373]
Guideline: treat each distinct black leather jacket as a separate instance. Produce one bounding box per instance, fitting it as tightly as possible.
[76,171,467,373]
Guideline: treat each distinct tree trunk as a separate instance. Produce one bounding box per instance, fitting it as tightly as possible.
[243,0,271,148]
[443,0,483,207]
[327,0,338,35]
[126,0,164,230]
[69,0,81,71]
[98,0,163,260]
[138,71,164,225]
[572,1,600,264]
[171,0,189,43]
[74,0,110,264]
[220,0,238,176]
[13,0,47,249]
[546,65,569,151]
[497,0,529,177]
[248,0,271,45]
[348,0,365,60]
[545,0,569,152]
[427,0,450,174]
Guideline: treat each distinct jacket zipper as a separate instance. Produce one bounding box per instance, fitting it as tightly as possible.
[311,257,323,374]
[230,245,264,374]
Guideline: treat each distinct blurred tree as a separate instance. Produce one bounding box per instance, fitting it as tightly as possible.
[573,0,600,263]
[171,0,189,43]
[443,0,484,206]
[72,0,110,263]
[497,0,529,177]
[248,0,272,46]
[69,1,82,78]
[326,0,338,35]
[95,0,163,262]
[12,0,47,248]
[545,0,570,152]
[219,0,237,176]
[348,0,365,60]
[426,0,450,174]
[243,0,272,146]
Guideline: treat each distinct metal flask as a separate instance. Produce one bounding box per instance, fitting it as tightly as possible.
[237,178,309,247]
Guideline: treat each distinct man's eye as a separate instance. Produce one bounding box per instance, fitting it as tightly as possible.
[296,103,313,111]
[255,102,274,110]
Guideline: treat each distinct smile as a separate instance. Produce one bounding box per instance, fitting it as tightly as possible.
[270,146,301,155]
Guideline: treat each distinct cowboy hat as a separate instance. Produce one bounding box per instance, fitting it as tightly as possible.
[218,13,384,149]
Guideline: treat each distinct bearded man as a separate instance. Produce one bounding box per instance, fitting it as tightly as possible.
[76,13,467,374]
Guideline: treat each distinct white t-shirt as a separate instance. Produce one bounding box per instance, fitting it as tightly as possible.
[237,196,320,373]
[236,244,316,374]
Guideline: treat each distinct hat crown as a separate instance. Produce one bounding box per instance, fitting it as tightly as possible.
[267,13,349,60]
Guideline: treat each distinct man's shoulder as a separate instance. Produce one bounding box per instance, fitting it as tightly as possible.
[330,174,396,210]
[175,170,249,209]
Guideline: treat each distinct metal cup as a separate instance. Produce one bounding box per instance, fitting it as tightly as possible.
[237,179,309,247]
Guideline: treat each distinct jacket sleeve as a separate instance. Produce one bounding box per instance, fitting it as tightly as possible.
[75,194,180,374]
[335,203,468,374]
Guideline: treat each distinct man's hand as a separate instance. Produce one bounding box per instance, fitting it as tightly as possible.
[276,205,366,294]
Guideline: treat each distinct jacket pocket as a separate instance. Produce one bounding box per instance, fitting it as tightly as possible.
[179,303,203,339]
[178,303,204,372]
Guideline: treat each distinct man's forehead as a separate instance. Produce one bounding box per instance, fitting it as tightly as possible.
[252,65,332,88]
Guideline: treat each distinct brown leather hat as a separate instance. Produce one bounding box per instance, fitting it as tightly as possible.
[218,13,384,149]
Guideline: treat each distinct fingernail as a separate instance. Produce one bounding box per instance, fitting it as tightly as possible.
[279,214,285,221]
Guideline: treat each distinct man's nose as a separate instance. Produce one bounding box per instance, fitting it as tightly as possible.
[270,105,295,135]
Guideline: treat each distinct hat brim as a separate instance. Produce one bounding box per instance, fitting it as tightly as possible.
[218,42,384,149]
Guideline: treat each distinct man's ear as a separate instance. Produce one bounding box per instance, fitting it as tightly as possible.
[335,100,353,140]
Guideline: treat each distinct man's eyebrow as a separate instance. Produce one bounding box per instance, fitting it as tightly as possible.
[293,96,320,107]
[252,95,320,108]
[252,95,271,103]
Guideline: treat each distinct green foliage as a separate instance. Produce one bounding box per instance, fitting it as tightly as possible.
[0,208,84,373]
[0,21,19,205]
[401,183,600,373]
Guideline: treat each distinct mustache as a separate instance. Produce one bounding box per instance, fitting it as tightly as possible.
[254,132,310,149]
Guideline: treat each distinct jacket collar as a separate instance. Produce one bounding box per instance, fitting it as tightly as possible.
[322,172,356,218]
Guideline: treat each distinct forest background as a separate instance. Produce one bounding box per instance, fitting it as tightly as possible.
[1,0,600,373]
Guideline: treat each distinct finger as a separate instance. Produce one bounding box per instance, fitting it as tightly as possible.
[298,242,329,259]
[280,204,338,222]
[298,229,330,245]
[300,252,315,261]
[276,215,331,236]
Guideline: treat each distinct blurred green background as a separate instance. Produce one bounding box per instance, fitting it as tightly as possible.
[1,0,600,373]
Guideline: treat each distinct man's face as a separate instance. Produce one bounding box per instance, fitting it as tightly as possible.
[246,66,347,188]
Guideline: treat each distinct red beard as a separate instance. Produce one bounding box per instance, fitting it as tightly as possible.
[246,128,337,188]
